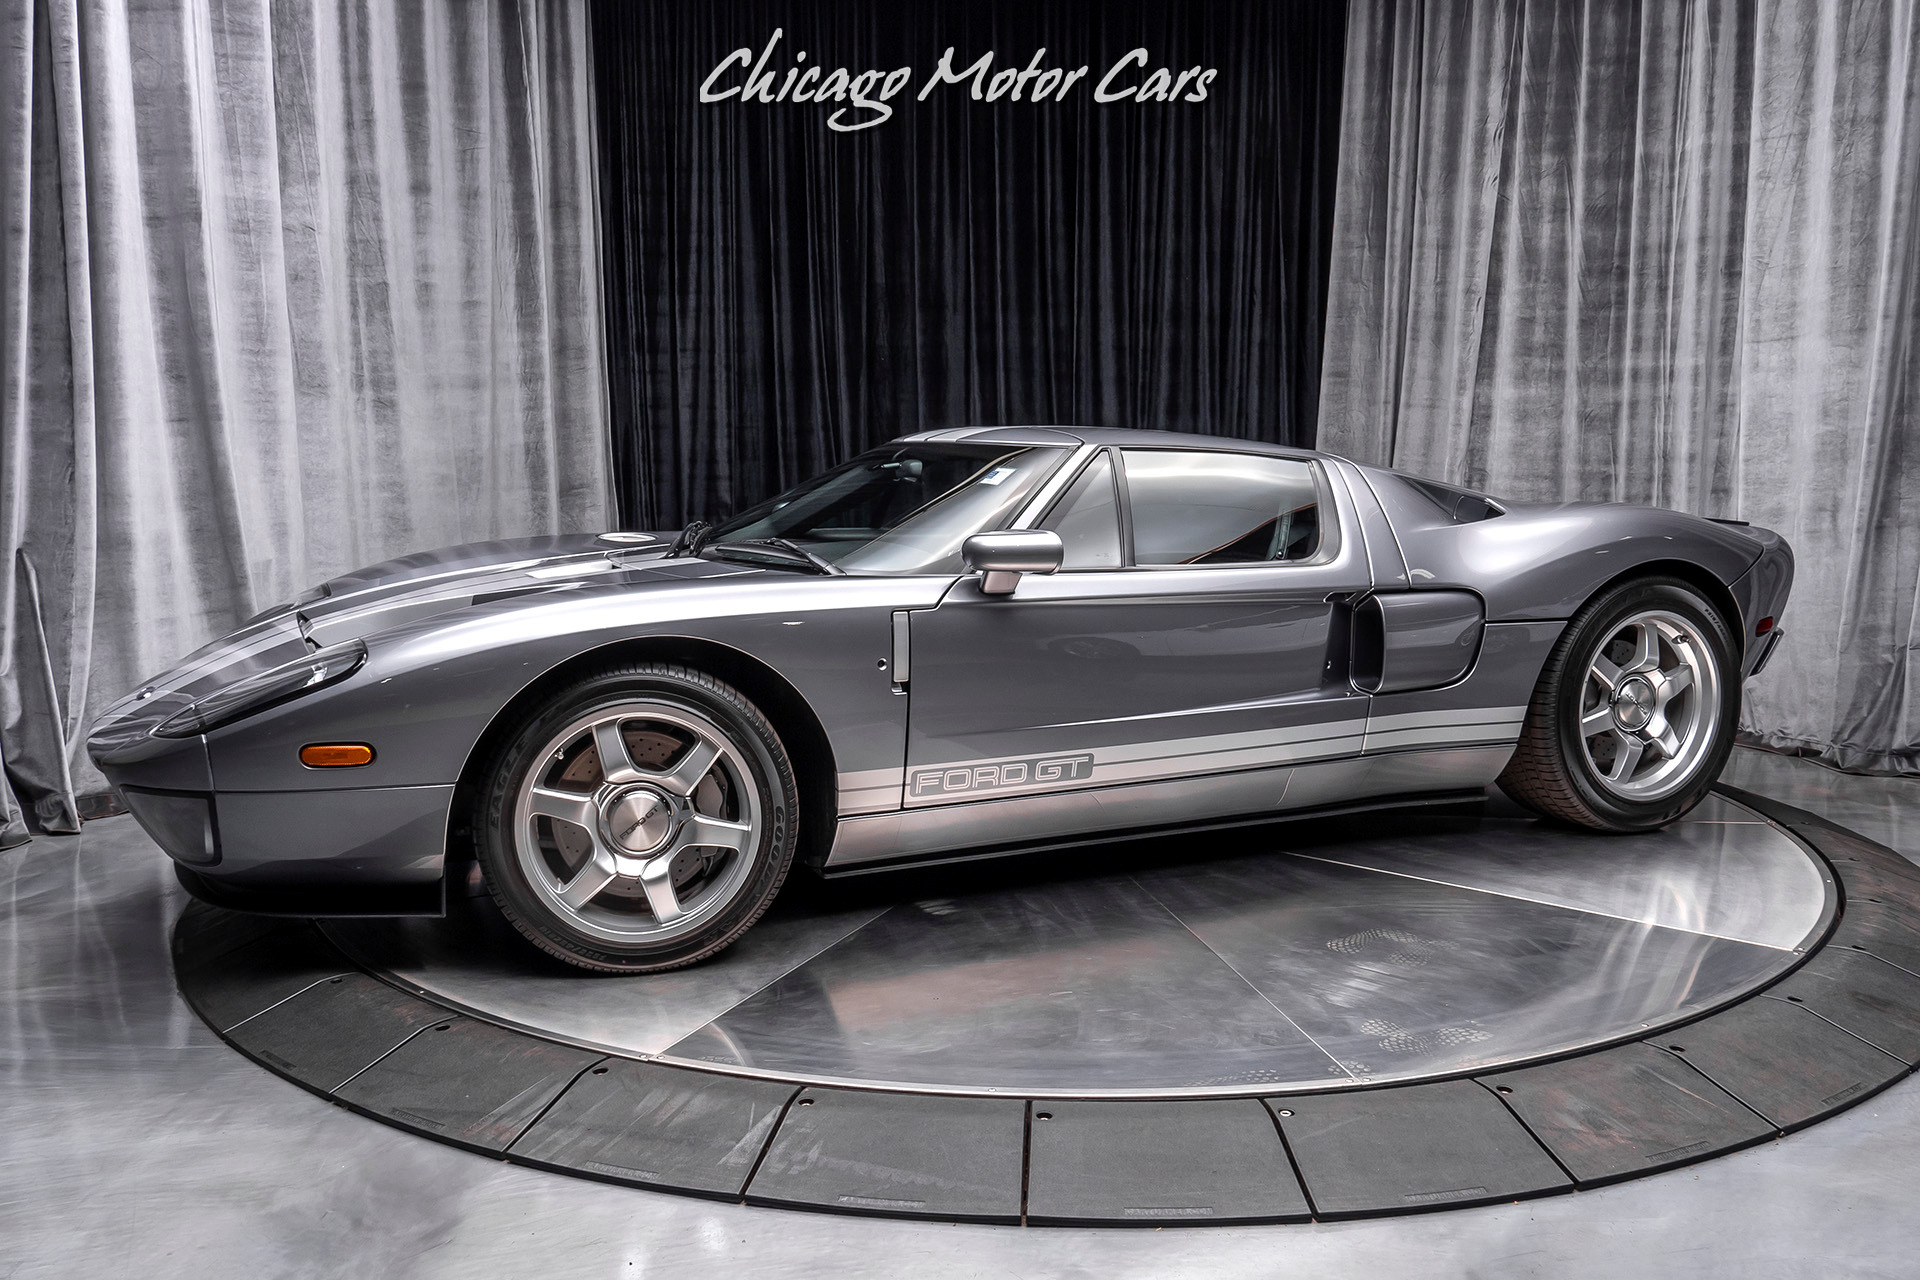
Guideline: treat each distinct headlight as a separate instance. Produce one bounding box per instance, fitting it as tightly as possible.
[153,640,367,738]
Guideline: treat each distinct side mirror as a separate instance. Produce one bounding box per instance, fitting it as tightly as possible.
[963,530,1064,596]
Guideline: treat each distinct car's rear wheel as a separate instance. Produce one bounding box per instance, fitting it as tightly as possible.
[1498,577,1738,831]
[475,663,798,972]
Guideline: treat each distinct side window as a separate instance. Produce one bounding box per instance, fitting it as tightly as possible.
[1122,451,1322,565]
[1039,451,1123,568]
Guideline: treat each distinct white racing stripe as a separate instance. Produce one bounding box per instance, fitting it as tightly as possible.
[902,719,1368,807]
[843,705,1529,814]
[837,767,906,815]
[1363,705,1527,754]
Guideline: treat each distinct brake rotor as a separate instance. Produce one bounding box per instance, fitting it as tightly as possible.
[544,723,735,906]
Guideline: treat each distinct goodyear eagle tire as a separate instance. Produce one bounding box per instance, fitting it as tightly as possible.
[475,663,798,973]
[1498,577,1739,832]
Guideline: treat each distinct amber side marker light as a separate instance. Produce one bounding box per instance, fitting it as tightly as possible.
[300,743,375,768]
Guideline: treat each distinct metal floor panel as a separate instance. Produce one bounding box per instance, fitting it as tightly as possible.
[1271,1079,1570,1215]
[333,1016,603,1152]
[1828,855,1920,914]
[1761,947,1920,1064]
[174,918,355,1032]
[1650,996,1909,1130]
[225,972,451,1093]
[667,875,1347,1092]
[510,1059,797,1198]
[1830,900,1920,977]
[1295,809,1829,949]
[1481,1041,1777,1186]
[1138,851,1797,1084]
[326,892,888,1056]
[333,797,1828,1097]
[1024,1098,1311,1225]
[744,1088,1026,1222]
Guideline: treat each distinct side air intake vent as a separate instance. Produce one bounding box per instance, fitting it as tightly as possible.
[1405,478,1504,524]
[1351,591,1486,694]
[1350,597,1386,693]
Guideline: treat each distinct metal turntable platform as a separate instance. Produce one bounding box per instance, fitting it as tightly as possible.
[173,785,1920,1225]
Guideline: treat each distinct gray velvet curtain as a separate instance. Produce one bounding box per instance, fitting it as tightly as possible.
[1321,0,1920,774]
[0,0,611,845]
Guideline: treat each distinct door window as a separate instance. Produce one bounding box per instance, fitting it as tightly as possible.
[709,443,1067,574]
[1122,451,1321,565]
[1038,451,1123,568]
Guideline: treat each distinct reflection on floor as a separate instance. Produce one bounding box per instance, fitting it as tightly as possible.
[666,832,1807,1089]
[335,790,1823,1094]
[4,746,1919,1278]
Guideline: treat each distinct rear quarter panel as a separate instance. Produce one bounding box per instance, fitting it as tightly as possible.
[1354,467,1764,622]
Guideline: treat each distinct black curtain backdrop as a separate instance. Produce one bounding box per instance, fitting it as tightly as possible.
[593,0,1346,529]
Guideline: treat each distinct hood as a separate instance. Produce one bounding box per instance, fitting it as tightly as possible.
[90,533,741,732]
[301,533,668,599]
[285,533,690,649]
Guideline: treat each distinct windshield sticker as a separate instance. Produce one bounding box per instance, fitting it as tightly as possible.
[979,466,1017,486]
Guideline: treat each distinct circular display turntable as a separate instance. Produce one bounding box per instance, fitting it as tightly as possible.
[174,785,1920,1225]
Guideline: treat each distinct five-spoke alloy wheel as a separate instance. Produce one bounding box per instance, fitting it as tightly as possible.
[1573,608,1722,803]
[1500,578,1739,831]
[476,664,798,972]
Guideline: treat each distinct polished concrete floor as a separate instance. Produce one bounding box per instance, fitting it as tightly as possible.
[5,746,1920,1278]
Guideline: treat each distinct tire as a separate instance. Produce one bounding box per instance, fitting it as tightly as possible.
[474,662,798,973]
[1498,576,1739,832]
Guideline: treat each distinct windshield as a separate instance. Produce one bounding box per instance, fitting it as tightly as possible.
[708,443,1068,574]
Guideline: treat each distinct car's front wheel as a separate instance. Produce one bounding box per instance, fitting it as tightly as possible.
[475,663,798,973]
[1498,577,1739,831]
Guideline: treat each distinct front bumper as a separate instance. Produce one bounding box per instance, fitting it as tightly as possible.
[106,763,453,914]
[89,623,455,913]
[116,779,452,882]
[206,784,454,885]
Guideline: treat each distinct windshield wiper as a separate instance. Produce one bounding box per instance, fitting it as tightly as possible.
[668,520,714,557]
[701,538,843,576]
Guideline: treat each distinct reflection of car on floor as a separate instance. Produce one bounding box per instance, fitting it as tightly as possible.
[89,427,1794,973]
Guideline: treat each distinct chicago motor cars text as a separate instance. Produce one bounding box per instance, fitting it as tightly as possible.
[700,29,1219,133]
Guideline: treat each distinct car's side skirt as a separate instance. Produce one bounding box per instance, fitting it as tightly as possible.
[821,743,1516,870]
[815,788,1494,879]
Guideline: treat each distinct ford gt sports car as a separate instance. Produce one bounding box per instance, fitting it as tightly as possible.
[89,428,1794,973]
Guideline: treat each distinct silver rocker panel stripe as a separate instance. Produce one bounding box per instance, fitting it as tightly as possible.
[841,707,1529,816]
[901,719,1370,808]
[1363,705,1528,754]
[837,767,907,815]
[826,744,1515,868]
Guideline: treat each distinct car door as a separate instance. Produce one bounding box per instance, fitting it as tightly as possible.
[901,447,1375,810]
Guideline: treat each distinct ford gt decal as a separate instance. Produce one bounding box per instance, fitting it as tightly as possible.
[909,753,1096,798]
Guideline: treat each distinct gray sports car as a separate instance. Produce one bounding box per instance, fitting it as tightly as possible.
[89,428,1794,972]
